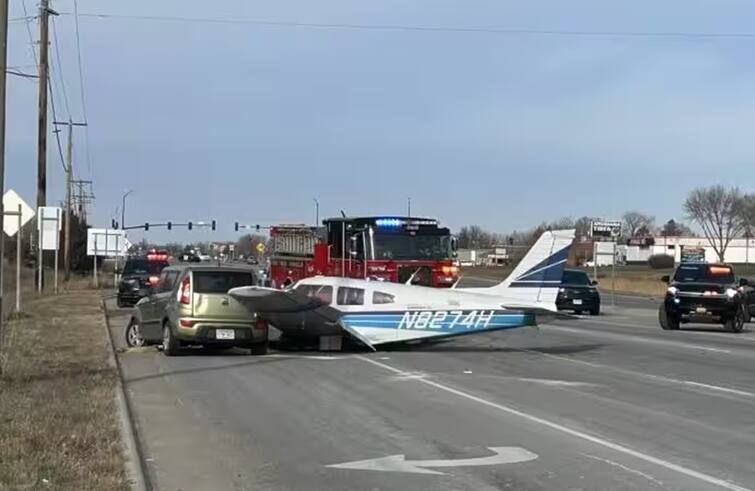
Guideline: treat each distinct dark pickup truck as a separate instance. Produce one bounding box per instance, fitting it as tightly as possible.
[659,262,754,333]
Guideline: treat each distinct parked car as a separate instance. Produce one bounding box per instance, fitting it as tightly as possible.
[556,269,600,315]
[116,251,171,308]
[659,262,753,332]
[125,264,268,355]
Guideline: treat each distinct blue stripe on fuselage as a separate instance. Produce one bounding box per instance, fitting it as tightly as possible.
[340,310,535,333]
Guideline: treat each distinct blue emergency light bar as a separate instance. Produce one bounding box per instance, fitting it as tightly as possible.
[375,218,404,227]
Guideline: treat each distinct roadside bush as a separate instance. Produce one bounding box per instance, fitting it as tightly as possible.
[648,254,674,269]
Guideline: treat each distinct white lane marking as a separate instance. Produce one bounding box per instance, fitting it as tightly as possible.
[511,377,598,388]
[390,371,429,381]
[356,355,752,491]
[328,446,538,475]
[687,345,732,354]
[512,346,755,399]
[581,453,666,488]
[680,381,755,397]
[267,354,346,360]
[549,325,734,354]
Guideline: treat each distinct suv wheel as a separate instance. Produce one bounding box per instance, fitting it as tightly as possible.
[162,323,179,356]
[725,307,745,333]
[249,341,268,356]
[125,318,145,348]
[659,305,680,330]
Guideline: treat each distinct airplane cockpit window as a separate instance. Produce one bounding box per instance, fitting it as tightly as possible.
[336,287,365,306]
[372,291,395,304]
[295,284,333,305]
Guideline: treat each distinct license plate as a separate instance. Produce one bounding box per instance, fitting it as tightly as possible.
[572,299,583,305]
[696,307,707,314]
[216,329,235,340]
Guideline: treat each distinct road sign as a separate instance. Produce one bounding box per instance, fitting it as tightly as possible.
[591,220,622,240]
[87,229,127,256]
[256,242,266,254]
[3,190,34,236]
[327,446,538,475]
[37,207,62,250]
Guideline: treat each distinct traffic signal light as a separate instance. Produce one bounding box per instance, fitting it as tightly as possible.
[211,220,216,231]
[255,224,260,231]
[111,219,117,229]
[167,221,172,230]
[235,222,239,232]
[188,222,193,231]
[144,223,149,231]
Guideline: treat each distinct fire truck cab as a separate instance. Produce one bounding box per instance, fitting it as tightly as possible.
[270,216,459,288]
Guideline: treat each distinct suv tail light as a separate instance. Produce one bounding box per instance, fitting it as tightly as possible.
[178,276,192,305]
[254,317,268,331]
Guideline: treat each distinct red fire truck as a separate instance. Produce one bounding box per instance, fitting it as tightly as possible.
[269,216,459,288]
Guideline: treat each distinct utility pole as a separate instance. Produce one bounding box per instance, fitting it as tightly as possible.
[35,0,55,288]
[53,121,86,281]
[407,197,411,217]
[37,0,51,210]
[313,198,319,227]
[0,0,10,365]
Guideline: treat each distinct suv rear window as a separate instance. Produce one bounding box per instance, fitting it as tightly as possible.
[674,264,735,284]
[193,271,254,293]
[123,258,168,275]
[562,270,590,285]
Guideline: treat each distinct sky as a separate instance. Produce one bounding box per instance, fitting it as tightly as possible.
[5,0,755,243]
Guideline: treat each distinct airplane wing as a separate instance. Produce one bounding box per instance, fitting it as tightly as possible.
[227,286,323,313]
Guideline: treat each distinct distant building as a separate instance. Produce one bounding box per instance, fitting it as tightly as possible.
[622,236,755,264]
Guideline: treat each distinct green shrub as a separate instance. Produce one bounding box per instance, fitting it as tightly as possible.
[648,254,674,269]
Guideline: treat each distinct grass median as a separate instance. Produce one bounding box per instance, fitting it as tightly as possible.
[0,291,128,491]
[462,265,672,297]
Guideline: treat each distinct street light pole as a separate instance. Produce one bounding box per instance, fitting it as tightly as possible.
[121,190,133,230]
[313,198,319,227]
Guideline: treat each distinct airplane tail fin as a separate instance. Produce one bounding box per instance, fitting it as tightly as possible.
[474,229,575,311]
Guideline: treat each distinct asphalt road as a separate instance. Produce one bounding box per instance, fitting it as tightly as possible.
[107,298,755,491]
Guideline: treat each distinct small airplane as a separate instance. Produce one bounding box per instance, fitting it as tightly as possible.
[229,229,575,350]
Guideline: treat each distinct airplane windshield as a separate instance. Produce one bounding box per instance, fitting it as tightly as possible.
[373,234,452,261]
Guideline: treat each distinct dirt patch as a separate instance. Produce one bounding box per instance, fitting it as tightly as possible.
[0,291,128,491]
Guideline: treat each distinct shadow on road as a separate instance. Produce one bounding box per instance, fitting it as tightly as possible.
[380,341,604,355]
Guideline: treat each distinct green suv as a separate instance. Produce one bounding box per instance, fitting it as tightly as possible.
[125,264,268,356]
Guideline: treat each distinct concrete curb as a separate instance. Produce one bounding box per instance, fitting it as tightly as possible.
[101,298,151,491]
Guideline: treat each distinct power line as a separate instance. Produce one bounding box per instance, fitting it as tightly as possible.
[65,12,755,40]
[72,0,93,178]
[20,0,37,66]
[48,83,68,173]
[50,16,71,118]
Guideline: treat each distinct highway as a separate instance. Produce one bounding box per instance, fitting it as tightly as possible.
[107,298,755,491]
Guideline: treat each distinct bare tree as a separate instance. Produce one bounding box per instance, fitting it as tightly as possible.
[660,219,693,237]
[683,185,746,262]
[742,194,755,238]
[622,211,655,238]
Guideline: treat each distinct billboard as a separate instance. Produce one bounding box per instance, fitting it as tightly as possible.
[591,220,622,240]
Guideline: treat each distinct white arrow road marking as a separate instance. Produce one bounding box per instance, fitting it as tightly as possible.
[327,446,538,475]
[357,355,754,491]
